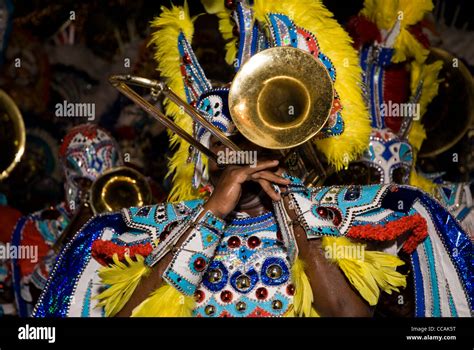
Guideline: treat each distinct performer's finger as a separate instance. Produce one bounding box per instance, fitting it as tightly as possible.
[257,179,281,201]
[251,171,290,185]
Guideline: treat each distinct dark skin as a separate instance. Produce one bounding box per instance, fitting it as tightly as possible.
[116,135,373,317]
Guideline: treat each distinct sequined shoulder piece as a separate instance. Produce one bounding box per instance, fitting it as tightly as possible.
[33,213,125,317]
[289,180,391,237]
[121,199,204,244]
[287,174,473,316]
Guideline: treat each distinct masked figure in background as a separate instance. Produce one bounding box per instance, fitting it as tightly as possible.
[341,0,474,240]
[340,0,441,186]
[11,124,123,316]
[34,1,471,318]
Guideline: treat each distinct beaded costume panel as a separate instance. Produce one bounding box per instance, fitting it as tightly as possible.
[194,212,294,317]
[33,181,472,318]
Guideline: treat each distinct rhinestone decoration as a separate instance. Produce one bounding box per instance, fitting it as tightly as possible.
[195,290,205,303]
[247,236,261,249]
[193,257,207,272]
[286,284,295,296]
[236,301,247,312]
[208,269,222,283]
[266,265,283,279]
[272,300,283,310]
[256,287,268,300]
[236,275,251,291]
[205,305,215,315]
[220,290,233,303]
[227,236,241,248]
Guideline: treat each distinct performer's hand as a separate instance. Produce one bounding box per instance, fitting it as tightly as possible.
[204,160,290,219]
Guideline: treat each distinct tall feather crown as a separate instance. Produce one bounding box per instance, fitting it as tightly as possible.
[346,0,442,192]
[150,0,370,201]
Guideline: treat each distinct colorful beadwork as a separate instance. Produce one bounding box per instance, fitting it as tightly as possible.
[33,180,473,318]
[194,212,293,317]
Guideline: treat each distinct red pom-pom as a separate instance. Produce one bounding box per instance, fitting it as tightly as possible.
[347,214,428,254]
[91,240,153,266]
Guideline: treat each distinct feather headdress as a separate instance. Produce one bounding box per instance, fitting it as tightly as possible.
[207,0,371,171]
[150,2,227,201]
[346,0,442,191]
[151,1,371,200]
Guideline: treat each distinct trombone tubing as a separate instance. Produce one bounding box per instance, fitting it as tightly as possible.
[109,76,219,162]
[109,75,242,156]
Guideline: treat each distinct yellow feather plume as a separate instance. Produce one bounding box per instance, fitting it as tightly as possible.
[253,0,370,170]
[200,0,225,14]
[322,236,407,306]
[131,284,195,317]
[217,10,238,66]
[409,169,437,195]
[149,2,205,202]
[289,258,319,317]
[407,122,436,194]
[95,254,151,317]
[361,0,433,63]
[407,119,427,153]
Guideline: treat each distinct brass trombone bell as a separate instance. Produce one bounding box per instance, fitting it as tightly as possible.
[229,47,334,149]
[0,90,25,180]
[89,166,153,215]
[108,47,334,175]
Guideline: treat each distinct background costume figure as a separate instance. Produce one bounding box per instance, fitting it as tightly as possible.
[341,0,442,188]
[342,0,474,240]
[11,124,123,316]
[34,1,472,318]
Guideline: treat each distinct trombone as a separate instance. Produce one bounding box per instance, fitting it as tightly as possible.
[108,75,242,163]
[109,47,334,185]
